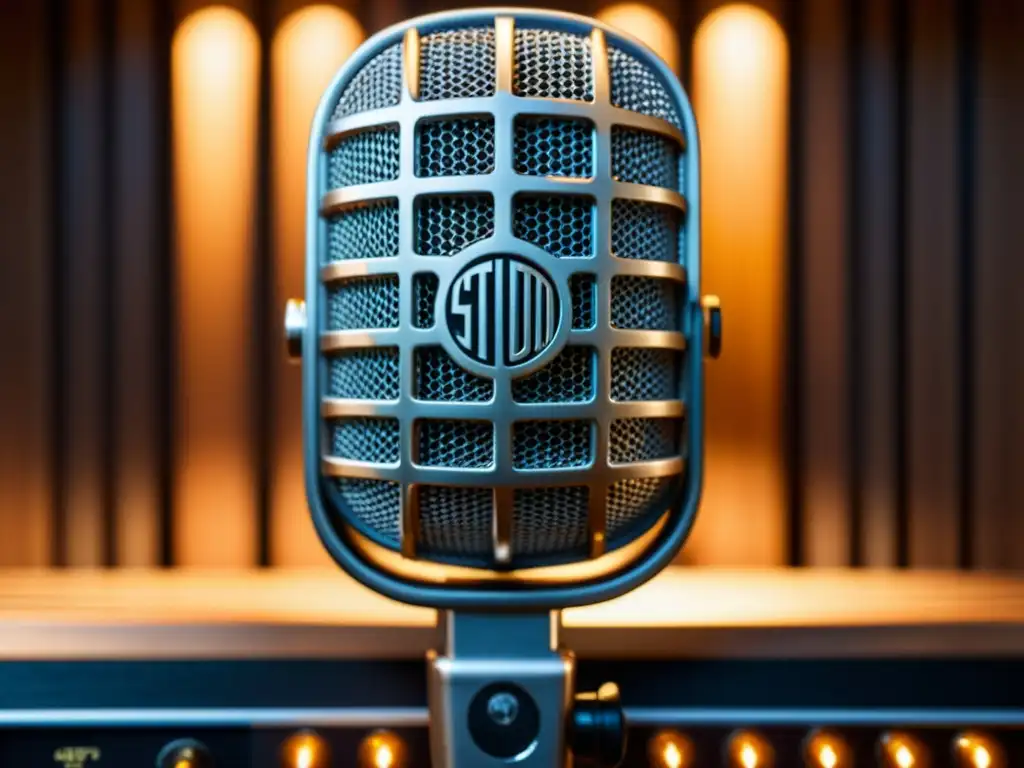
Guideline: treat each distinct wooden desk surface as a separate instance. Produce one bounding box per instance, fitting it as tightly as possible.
[0,567,1021,659]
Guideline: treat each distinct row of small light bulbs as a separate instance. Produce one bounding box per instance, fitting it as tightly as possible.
[651,729,1004,768]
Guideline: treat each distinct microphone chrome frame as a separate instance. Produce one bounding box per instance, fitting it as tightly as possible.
[303,7,704,610]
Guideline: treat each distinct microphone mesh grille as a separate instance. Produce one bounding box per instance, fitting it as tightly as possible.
[317,16,692,567]
[514,29,594,101]
[327,200,400,262]
[420,28,497,101]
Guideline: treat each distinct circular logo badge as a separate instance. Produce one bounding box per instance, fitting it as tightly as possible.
[445,254,561,368]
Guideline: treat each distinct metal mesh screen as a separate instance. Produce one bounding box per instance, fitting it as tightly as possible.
[514,117,594,178]
[513,194,593,258]
[514,28,594,101]
[419,486,493,555]
[610,276,682,331]
[606,476,673,537]
[609,418,681,464]
[413,274,439,328]
[420,27,497,101]
[417,117,496,177]
[333,479,402,542]
[414,347,494,402]
[571,274,596,330]
[327,276,400,331]
[608,45,681,128]
[512,347,594,404]
[332,43,403,118]
[328,126,401,188]
[417,420,494,468]
[611,127,681,189]
[331,418,401,464]
[512,487,590,555]
[327,200,400,262]
[513,420,592,469]
[610,348,682,402]
[329,348,400,401]
[415,194,495,256]
[611,200,682,263]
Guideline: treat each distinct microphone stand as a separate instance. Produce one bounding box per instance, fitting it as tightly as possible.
[428,611,626,768]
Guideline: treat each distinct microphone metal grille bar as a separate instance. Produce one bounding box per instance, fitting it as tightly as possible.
[314,13,692,568]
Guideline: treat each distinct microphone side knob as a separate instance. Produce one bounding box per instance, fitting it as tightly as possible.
[569,682,627,768]
[284,299,306,363]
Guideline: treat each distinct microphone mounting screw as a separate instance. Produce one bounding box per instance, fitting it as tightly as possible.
[284,299,306,363]
[487,691,520,726]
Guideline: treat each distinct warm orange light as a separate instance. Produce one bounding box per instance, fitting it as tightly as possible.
[280,730,329,768]
[171,6,260,565]
[270,5,364,566]
[955,733,1003,768]
[649,730,692,768]
[596,3,679,72]
[881,733,926,768]
[728,732,773,768]
[805,731,849,768]
[690,3,788,566]
[357,731,406,768]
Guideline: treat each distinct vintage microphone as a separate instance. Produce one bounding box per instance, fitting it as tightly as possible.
[284,8,720,766]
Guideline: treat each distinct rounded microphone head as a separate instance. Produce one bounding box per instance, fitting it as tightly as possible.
[297,7,705,609]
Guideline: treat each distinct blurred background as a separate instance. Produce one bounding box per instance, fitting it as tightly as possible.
[0,0,1020,572]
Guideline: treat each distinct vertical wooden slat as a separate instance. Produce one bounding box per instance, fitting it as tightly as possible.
[113,0,161,566]
[269,4,363,566]
[690,1,789,566]
[973,0,1024,569]
[906,0,960,568]
[855,0,900,567]
[62,0,108,567]
[798,0,850,566]
[0,0,53,567]
[171,3,260,566]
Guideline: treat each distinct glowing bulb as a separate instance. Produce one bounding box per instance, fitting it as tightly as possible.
[956,734,1002,768]
[662,742,683,768]
[728,732,772,768]
[818,744,838,768]
[357,731,405,768]
[279,731,329,768]
[740,743,759,768]
[895,745,915,768]
[649,729,691,768]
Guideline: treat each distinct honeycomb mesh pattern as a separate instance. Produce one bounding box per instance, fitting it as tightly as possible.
[413,274,439,328]
[513,195,593,259]
[611,200,682,263]
[333,479,401,542]
[607,477,673,537]
[420,27,496,101]
[328,126,401,188]
[417,420,494,468]
[327,276,399,331]
[327,201,399,262]
[415,347,494,401]
[513,420,592,469]
[611,348,682,401]
[512,347,594,403]
[609,418,681,464]
[331,418,401,464]
[611,127,681,189]
[513,487,589,555]
[416,195,495,256]
[571,274,596,330]
[611,276,681,331]
[417,118,496,177]
[608,46,682,128]
[514,28,594,101]
[514,117,593,178]
[332,43,402,118]
[419,487,492,555]
[329,348,400,400]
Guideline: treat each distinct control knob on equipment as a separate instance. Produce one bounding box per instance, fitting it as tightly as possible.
[569,683,627,767]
